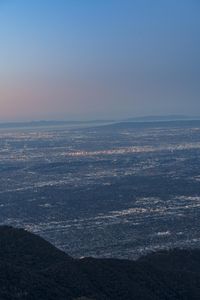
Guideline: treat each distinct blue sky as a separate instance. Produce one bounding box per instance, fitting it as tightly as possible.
[0,0,200,121]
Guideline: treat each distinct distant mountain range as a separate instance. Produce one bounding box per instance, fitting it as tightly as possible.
[1,226,200,300]
[125,115,200,122]
[0,120,114,129]
[0,115,200,129]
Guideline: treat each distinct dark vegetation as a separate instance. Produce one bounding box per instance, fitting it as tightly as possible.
[0,226,200,299]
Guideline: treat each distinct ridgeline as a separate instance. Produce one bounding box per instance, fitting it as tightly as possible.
[0,226,200,300]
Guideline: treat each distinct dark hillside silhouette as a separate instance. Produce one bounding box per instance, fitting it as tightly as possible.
[0,226,200,299]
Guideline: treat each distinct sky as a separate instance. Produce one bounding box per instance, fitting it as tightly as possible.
[0,0,200,121]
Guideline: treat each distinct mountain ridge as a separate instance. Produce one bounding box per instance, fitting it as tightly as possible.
[0,115,200,129]
[0,226,200,299]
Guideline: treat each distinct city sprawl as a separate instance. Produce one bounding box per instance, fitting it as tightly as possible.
[1,121,200,258]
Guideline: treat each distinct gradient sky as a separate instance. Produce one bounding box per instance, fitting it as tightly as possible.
[0,0,200,121]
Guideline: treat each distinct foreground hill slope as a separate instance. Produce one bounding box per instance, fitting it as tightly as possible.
[0,226,200,299]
